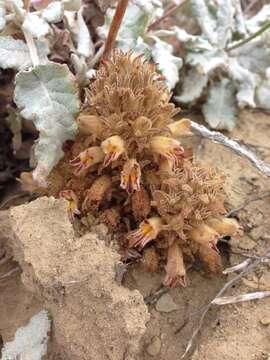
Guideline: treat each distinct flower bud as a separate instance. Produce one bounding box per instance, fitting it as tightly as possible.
[128,217,163,248]
[188,223,220,253]
[120,159,141,193]
[77,115,104,137]
[70,146,104,176]
[132,116,152,137]
[163,242,187,287]
[150,136,184,167]
[205,217,242,236]
[168,118,192,137]
[101,135,125,167]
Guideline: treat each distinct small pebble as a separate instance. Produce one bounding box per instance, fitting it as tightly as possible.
[260,316,270,326]
[146,336,161,356]
[156,293,178,313]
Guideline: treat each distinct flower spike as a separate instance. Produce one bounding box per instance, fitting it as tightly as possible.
[101,135,125,167]
[59,190,80,222]
[120,159,141,193]
[70,146,104,176]
[150,136,184,168]
[128,217,163,248]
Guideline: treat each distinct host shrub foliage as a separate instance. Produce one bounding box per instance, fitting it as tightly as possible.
[40,51,241,287]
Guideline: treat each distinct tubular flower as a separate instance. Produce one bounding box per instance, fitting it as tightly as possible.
[128,217,163,248]
[70,146,104,176]
[120,159,141,193]
[168,118,192,137]
[59,190,80,222]
[163,241,187,288]
[205,217,243,236]
[188,224,220,253]
[101,135,125,167]
[149,136,184,167]
[77,115,104,137]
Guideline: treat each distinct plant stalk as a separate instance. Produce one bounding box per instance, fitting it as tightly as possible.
[227,20,270,52]
[103,0,129,60]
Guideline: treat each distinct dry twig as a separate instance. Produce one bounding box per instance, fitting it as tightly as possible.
[226,191,270,217]
[180,248,270,358]
[191,121,270,178]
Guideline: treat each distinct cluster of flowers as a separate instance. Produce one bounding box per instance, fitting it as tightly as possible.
[45,51,241,287]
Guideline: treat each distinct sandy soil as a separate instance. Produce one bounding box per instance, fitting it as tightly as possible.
[1,110,270,359]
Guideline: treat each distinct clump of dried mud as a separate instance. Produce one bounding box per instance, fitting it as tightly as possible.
[6,197,149,360]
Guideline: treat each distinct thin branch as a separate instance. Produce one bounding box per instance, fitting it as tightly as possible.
[147,0,189,32]
[227,20,270,52]
[103,0,129,60]
[190,121,270,177]
[0,267,20,281]
[23,29,39,67]
[226,191,270,217]
[180,248,270,358]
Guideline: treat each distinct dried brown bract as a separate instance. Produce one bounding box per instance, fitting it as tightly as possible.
[41,50,242,286]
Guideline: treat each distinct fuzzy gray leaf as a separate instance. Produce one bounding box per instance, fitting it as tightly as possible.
[189,0,218,45]
[14,63,79,184]
[256,71,270,110]
[0,36,49,70]
[42,1,64,23]
[203,78,236,130]
[246,4,270,33]
[0,1,6,31]
[151,38,182,90]
[216,0,234,47]
[76,6,94,58]
[186,49,226,74]
[173,26,213,51]
[234,0,247,36]
[174,69,208,103]
[228,57,256,108]
[22,13,50,38]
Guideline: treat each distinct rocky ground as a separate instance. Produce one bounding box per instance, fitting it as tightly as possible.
[0,110,270,359]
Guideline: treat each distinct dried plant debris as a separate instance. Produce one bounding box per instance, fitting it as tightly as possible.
[21,51,242,287]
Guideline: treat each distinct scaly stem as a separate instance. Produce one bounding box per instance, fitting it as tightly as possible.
[227,20,270,52]
[103,0,129,60]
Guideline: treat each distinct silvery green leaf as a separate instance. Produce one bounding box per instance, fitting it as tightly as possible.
[151,37,182,89]
[0,36,49,70]
[216,0,234,47]
[234,0,247,36]
[189,0,218,45]
[0,1,6,31]
[10,0,25,21]
[76,6,94,58]
[232,41,270,77]
[174,69,208,103]
[133,0,163,16]
[203,78,236,130]
[256,70,270,110]
[173,26,213,51]
[1,310,51,360]
[22,13,50,38]
[134,36,152,59]
[246,4,270,33]
[71,53,89,86]
[228,57,256,108]
[186,49,226,74]
[14,63,79,184]
[42,1,64,23]
[63,0,81,11]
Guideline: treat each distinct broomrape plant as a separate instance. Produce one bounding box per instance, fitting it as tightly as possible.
[32,51,241,287]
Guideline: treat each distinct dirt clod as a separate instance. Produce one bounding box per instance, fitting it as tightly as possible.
[146,336,162,356]
[8,197,149,360]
